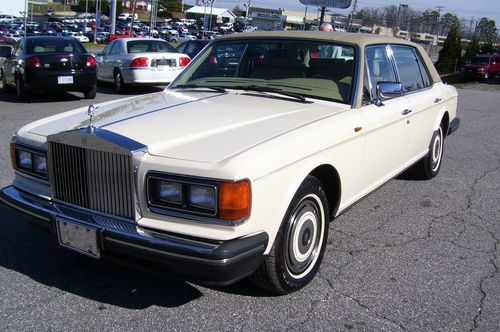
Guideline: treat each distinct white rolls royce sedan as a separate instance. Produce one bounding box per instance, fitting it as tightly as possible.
[95,38,191,92]
[1,32,459,294]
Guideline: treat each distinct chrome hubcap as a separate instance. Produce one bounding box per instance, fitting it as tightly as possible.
[285,194,324,279]
[431,127,443,172]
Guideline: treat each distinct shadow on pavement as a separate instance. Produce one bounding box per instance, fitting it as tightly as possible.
[0,207,205,308]
[0,84,164,104]
[0,206,271,307]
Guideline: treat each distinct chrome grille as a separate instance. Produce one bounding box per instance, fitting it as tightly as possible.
[49,141,135,220]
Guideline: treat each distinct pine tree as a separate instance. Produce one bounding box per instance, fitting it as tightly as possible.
[435,24,462,73]
[463,36,480,64]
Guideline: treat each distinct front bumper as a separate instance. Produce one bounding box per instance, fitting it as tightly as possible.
[0,185,268,285]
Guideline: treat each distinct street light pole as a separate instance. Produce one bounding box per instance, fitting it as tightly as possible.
[394,4,408,37]
[208,0,214,31]
[24,0,27,37]
[244,0,251,29]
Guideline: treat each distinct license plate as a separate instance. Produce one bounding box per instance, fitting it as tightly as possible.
[57,76,73,84]
[155,59,174,67]
[56,218,100,258]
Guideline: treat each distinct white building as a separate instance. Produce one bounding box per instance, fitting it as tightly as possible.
[185,6,236,24]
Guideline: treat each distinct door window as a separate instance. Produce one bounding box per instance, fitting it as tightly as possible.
[365,45,397,98]
[110,42,122,55]
[101,42,114,56]
[391,45,431,93]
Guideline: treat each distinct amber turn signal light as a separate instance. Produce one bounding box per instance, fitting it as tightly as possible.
[219,180,251,221]
[10,143,16,169]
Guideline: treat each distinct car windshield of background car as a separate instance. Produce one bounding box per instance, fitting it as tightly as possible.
[127,40,177,53]
[169,39,356,104]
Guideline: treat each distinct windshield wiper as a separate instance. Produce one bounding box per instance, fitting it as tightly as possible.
[173,84,226,92]
[231,85,310,103]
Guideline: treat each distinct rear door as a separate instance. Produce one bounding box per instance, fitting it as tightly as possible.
[390,45,441,161]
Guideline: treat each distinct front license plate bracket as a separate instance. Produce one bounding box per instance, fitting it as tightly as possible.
[56,218,101,258]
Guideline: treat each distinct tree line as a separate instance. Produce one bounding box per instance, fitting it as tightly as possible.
[354,5,498,43]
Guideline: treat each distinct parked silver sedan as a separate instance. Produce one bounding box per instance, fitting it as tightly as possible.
[96,38,191,92]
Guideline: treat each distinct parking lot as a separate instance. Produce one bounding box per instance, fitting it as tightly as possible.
[0,82,498,331]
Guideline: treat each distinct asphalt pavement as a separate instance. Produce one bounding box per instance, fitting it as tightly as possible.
[0,83,498,331]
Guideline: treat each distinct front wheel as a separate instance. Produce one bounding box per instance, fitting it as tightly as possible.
[410,124,444,180]
[251,176,329,294]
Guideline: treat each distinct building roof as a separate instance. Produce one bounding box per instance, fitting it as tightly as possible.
[185,6,236,18]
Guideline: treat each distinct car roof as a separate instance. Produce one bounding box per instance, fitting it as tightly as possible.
[222,31,419,48]
[23,35,80,41]
[115,38,168,42]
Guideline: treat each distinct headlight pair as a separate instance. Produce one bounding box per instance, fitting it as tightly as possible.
[11,143,48,179]
[147,173,250,223]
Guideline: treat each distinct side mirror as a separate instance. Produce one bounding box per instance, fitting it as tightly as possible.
[375,82,403,106]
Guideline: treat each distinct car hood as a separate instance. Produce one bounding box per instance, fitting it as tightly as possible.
[26,90,350,163]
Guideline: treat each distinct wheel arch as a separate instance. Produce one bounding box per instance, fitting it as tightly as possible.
[309,164,341,220]
[440,111,450,137]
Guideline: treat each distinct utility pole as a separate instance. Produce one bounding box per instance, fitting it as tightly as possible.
[394,4,408,37]
[111,0,117,35]
[435,5,444,52]
[303,5,308,30]
[23,0,27,37]
[130,0,138,37]
[347,0,358,32]
[319,7,326,26]
[244,0,252,29]
[468,17,475,39]
[208,0,214,31]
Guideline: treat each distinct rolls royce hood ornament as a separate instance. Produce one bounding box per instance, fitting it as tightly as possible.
[86,104,98,134]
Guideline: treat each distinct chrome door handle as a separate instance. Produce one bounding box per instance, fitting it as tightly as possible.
[401,109,412,115]
[434,98,442,103]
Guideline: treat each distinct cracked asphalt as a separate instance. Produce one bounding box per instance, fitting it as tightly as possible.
[0,84,498,331]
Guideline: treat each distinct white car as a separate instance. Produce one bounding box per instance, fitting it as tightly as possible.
[118,13,138,21]
[95,38,190,91]
[169,34,196,43]
[1,32,459,294]
[70,33,89,43]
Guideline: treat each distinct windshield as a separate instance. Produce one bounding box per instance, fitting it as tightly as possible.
[470,57,489,65]
[169,39,356,104]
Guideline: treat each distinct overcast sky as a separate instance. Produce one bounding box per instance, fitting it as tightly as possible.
[187,0,500,28]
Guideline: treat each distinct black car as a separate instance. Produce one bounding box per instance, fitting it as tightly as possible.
[175,39,211,59]
[1,36,97,101]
